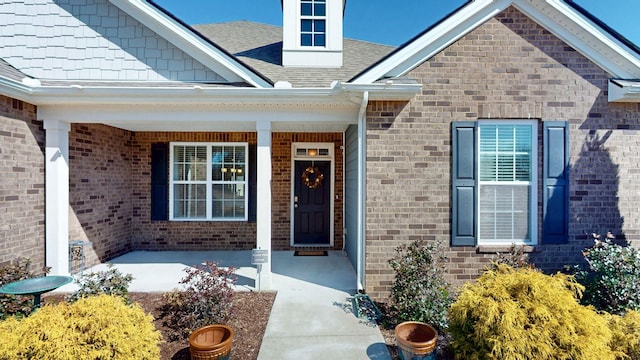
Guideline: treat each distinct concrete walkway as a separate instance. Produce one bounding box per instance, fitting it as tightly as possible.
[55,250,390,360]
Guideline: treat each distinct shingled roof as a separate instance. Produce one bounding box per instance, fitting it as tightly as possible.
[0,59,29,82]
[193,21,394,88]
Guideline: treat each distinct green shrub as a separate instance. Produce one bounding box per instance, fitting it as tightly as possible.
[159,261,236,340]
[66,264,133,304]
[572,234,640,315]
[487,243,533,271]
[607,310,640,359]
[0,258,49,320]
[388,240,453,332]
[449,265,615,360]
[0,294,161,360]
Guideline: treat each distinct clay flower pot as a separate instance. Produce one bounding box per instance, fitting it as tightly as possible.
[189,324,234,360]
[395,321,438,360]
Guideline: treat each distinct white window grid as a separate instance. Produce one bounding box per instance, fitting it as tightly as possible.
[169,142,248,221]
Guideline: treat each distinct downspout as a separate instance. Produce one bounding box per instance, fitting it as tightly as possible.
[357,91,369,291]
[342,132,346,253]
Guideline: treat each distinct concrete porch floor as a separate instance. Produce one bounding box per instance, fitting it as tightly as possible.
[56,250,391,360]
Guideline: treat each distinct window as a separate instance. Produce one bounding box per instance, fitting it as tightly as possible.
[478,122,537,244]
[300,0,326,46]
[170,143,248,221]
[452,121,569,247]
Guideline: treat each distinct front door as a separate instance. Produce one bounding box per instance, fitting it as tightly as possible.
[293,160,331,245]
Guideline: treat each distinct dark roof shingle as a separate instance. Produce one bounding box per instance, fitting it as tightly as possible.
[194,21,394,87]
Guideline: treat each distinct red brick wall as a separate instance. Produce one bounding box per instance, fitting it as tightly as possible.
[271,133,344,250]
[127,131,344,252]
[130,132,258,251]
[68,129,344,267]
[0,95,45,271]
[69,124,134,266]
[364,7,640,299]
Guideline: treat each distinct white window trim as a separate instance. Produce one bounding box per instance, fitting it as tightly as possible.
[169,142,249,222]
[477,120,538,245]
[299,0,327,47]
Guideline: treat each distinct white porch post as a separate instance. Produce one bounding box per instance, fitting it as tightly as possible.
[44,119,71,276]
[256,120,272,289]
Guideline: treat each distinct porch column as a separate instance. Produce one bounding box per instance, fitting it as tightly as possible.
[44,119,71,276]
[256,120,272,289]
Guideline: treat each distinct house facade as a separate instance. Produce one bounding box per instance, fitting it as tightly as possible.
[1,0,639,298]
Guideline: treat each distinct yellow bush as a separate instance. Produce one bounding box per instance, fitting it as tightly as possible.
[607,310,640,359]
[0,295,161,360]
[449,265,615,360]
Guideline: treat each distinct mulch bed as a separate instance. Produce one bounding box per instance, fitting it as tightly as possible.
[43,291,276,360]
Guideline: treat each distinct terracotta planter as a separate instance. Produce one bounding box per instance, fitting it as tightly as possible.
[395,321,438,360]
[189,324,234,360]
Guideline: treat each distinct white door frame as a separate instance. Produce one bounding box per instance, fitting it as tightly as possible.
[290,142,335,247]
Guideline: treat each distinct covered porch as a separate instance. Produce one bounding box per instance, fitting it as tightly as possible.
[38,86,374,291]
[58,249,358,293]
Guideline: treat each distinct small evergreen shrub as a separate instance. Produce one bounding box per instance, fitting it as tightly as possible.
[572,234,640,315]
[160,261,236,340]
[0,258,49,319]
[487,243,533,271]
[606,310,640,359]
[0,295,161,359]
[66,264,133,304]
[449,265,615,360]
[388,240,453,332]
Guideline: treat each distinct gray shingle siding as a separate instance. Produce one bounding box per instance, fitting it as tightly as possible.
[0,0,224,82]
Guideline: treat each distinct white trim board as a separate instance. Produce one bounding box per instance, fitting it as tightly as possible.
[352,0,640,84]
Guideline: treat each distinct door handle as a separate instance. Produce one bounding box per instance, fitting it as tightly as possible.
[294,195,298,208]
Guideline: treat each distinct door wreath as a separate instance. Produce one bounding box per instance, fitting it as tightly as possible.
[301,166,324,189]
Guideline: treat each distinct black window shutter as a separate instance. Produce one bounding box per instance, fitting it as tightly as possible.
[151,143,169,221]
[248,144,257,222]
[543,121,570,244]
[451,122,477,246]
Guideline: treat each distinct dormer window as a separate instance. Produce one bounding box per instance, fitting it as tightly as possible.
[300,0,326,47]
[282,0,342,67]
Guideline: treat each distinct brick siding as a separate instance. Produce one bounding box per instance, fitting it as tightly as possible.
[364,7,640,299]
[0,95,45,272]
[69,124,134,267]
[69,128,344,268]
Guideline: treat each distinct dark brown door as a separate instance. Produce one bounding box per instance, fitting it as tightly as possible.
[294,160,331,245]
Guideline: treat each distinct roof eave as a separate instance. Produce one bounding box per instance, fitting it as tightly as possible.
[608,80,640,103]
[0,76,35,103]
[14,84,356,106]
[338,82,423,101]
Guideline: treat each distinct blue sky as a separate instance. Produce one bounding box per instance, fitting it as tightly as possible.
[153,0,639,47]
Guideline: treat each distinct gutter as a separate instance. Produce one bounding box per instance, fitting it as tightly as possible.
[0,77,422,106]
[608,79,640,102]
[0,76,35,103]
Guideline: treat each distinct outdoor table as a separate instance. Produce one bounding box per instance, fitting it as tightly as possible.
[0,275,73,310]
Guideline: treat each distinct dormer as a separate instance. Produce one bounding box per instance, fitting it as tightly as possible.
[282,0,344,68]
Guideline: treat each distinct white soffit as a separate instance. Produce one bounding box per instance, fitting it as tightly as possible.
[608,79,640,103]
[109,0,272,88]
[352,0,640,84]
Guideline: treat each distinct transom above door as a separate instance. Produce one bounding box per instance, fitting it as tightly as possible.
[291,143,334,246]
